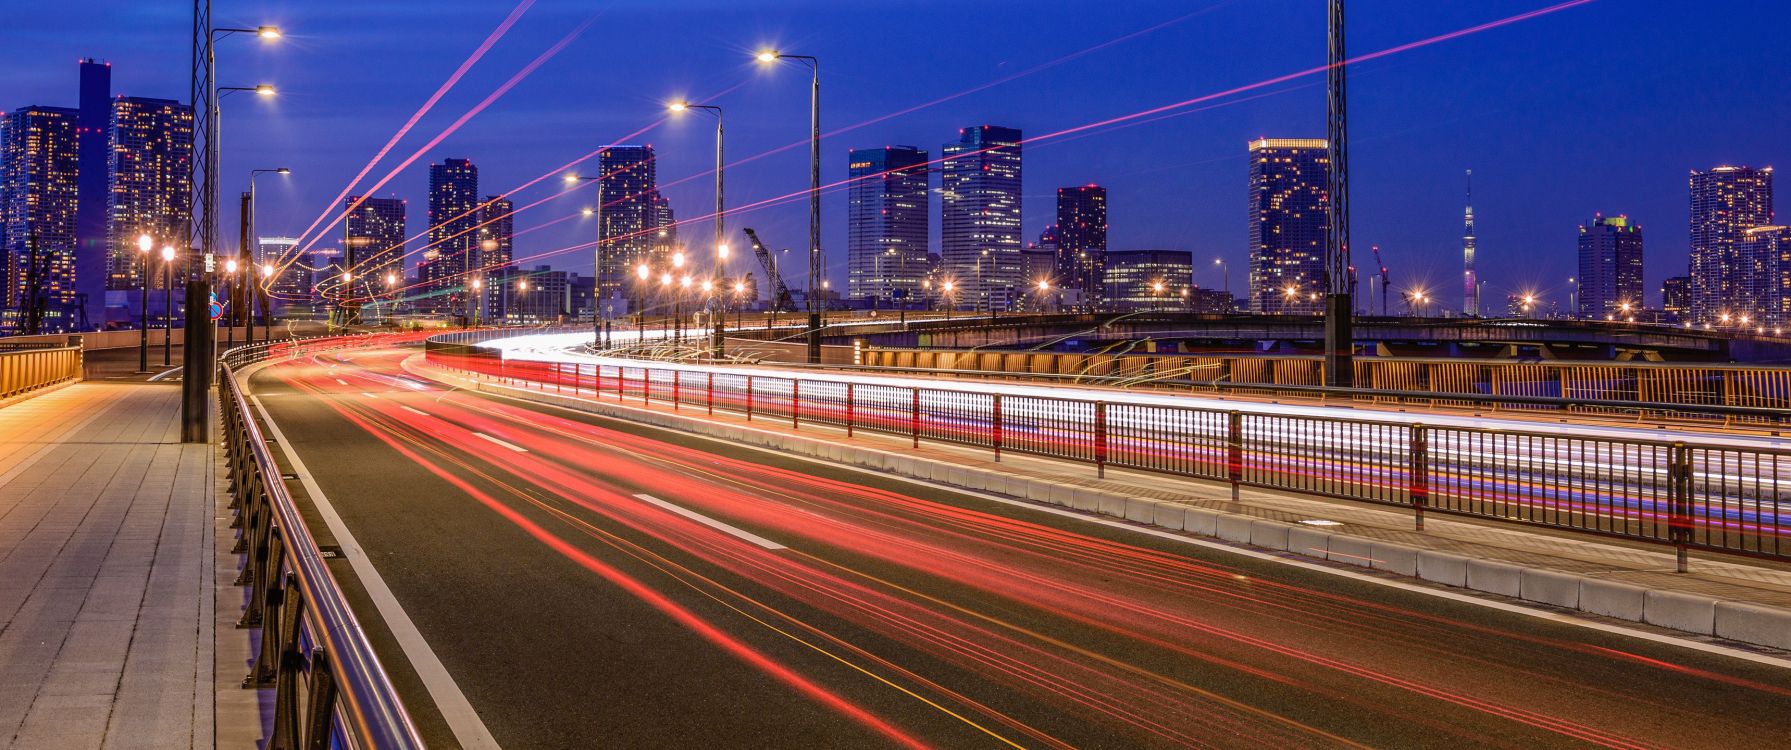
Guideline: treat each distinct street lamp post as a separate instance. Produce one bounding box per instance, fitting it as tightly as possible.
[222,258,238,351]
[670,101,729,357]
[1567,276,1577,319]
[136,234,153,373]
[160,245,175,367]
[245,167,289,348]
[566,173,605,346]
[758,50,823,363]
[1213,258,1229,297]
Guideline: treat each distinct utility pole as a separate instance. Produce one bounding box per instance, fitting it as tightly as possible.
[181,0,215,443]
[1323,0,1355,388]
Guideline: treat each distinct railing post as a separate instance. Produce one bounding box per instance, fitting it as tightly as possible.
[595,363,603,395]
[673,370,681,411]
[643,368,651,404]
[792,380,801,429]
[1227,410,1243,502]
[992,394,1002,462]
[1095,401,1108,478]
[707,372,715,415]
[616,366,624,400]
[1669,441,1693,573]
[1410,424,1429,531]
[846,382,855,438]
[911,388,921,448]
[746,375,754,421]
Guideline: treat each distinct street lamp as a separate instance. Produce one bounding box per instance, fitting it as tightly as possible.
[565,172,605,343]
[669,99,728,356]
[222,259,240,351]
[1152,280,1166,312]
[942,280,956,320]
[757,49,824,362]
[160,245,176,367]
[1213,258,1229,297]
[259,263,274,339]
[136,233,154,373]
[244,167,289,347]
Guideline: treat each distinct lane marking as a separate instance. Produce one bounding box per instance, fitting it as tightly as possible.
[336,378,349,386]
[633,493,786,550]
[363,392,378,399]
[473,432,528,452]
[246,388,503,749]
[438,371,1791,671]
[400,406,431,417]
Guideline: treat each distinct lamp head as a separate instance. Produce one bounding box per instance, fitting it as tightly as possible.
[160,246,176,262]
[756,51,778,63]
[636,264,650,280]
[137,233,153,253]
[275,167,291,175]
[668,101,688,113]
[253,84,276,97]
[257,25,281,39]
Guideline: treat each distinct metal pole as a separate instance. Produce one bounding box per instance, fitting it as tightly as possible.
[805,59,822,364]
[1322,0,1355,389]
[592,166,603,347]
[713,109,726,358]
[163,260,172,367]
[138,253,149,373]
[181,0,216,442]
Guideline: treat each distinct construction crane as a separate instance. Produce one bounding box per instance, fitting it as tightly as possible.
[742,228,797,312]
[1369,244,1390,316]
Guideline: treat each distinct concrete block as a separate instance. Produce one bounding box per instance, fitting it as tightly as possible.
[1124,498,1157,524]
[1519,568,1581,609]
[1069,488,1102,512]
[1327,536,1374,568]
[1465,558,1522,598]
[961,468,990,492]
[1215,514,1253,543]
[1370,542,1419,577]
[1578,579,1646,622]
[1286,527,1330,559]
[1644,590,1717,635]
[1415,550,1468,588]
[1153,503,1187,531]
[1024,480,1055,504]
[1714,601,1791,650]
[1183,508,1219,537]
[1049,483,1076,507]
[1249,520,1291,551]
[1098,494,1128,518]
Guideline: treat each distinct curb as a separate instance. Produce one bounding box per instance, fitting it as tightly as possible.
[408,358,1791,652]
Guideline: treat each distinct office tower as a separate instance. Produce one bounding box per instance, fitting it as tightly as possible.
[1689,165,1774,321]
[1056,185,1107,311]
[1,106,81,332]
[941,125,1022,311]
[846,145,929,307]
[477,196,514,274]
[590,145,658,308]
[75,59,110,327]
[105,97,193,293]
[1247,138,1329,314]
[1739,226,1791,327]
[1462,169,1479,317]
[1576,214,1644,319]
[1102,250,1194,311]
[344,196,406,307]
[1661,275,1691,321]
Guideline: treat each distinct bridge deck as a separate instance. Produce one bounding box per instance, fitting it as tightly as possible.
[0,383,255,749]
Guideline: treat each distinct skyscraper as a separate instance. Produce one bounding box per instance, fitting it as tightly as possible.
[1,106,81,332]
[1462,169,1479,317]
[477,196,514,274]
[1689,165,1774,321]
[941,125,1022,311]
[1739,225,1790,327]
[595,145,657,306]
[420,158,478,309]
[1247,138,1329,314]
[75,59,110,328]
[1576,214,1644,319]
[846,145,929,307]
[1661,275,1691,321]
[105,97,193,293]
[1055,185,1107,311]
[344,196,406,305]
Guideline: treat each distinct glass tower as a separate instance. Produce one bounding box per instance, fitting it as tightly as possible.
[846,145,929,307]
[941,126,1022,311]
[1689,165,1773,322]
[1247,138,1330,315]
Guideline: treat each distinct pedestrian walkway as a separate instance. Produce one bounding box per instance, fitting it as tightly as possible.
[0,383,254,749]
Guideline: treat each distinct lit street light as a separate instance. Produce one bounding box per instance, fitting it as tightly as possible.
[160,245,176,367]
[757,48,824,362]
[136,233,154,373]
[669,98,729,356]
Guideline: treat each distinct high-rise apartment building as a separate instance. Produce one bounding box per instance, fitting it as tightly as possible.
[1576,214,1644,319]
[1102,250,1194,311]
[846,145,929,307]
[343,196,406,306]
[1661,275,1691,321]
[105,97,193,292]
[1739,225,1791,327]
[595,145,658,307]
[477,196,514,274]
[1,106,81,332]
[419,158,478,309]
[1247,138,1329,315]
[1689,165,1774,321]
[75,59,110,327]
[941,125,1022,311]
[1055,185,1107,311]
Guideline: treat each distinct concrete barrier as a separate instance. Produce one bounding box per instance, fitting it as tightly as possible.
[1416,550,1468,588]
[1465,559,1523,598]
[1643,590,1717,635]
[1370,542,1420,578]
[1714,602,1791,651]
[1580,579,1647,621]
[1520,568,1582,609]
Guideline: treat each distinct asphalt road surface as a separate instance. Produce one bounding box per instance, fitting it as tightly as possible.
[248,346,1791,749]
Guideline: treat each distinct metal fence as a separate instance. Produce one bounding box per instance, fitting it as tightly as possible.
[220,337,426,750]
[428,347,1791,568]
[0,345,81,401]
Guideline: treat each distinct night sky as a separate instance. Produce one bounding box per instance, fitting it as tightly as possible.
[4,0,1788,309]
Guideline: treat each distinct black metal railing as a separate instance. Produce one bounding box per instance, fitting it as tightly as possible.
[428,347,1791,569]
[220,336,426,749]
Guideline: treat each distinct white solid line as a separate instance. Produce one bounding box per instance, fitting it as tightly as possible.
[248,392,503,749]
[473,432,528,452]
[400,406,431,417]
[439,372,1791,671]
[363,392,378,399]
[336,378,349,386]
[633,493,786,550]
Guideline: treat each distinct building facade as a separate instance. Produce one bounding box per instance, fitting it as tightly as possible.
[1247,138,1329,315]
[596,145,659,307]
[75,60,111,327]
[941,125,1022,311]
[343,196,406,313]
[477,196,514,275]
[1661,275,1691,321]
[257,236,304,315]
[419,158,478,311]
[1,106,82,332]
[1739,226,1791,327]
[1576,214,1644,319]
[1103,250,1194,311]
[846,145,929,308]
[104,97,193,293]
[1689,165,1774,322]
[1056,185,1107,311]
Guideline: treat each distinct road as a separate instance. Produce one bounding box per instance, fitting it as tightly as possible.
[249,344,1791,749]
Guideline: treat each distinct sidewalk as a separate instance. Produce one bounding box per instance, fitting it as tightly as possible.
[411,355,1791,653]
[0,383,256,748]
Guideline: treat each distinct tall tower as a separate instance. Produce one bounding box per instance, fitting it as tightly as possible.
[1689,165,1773,322]
[1576,214,1643,319]
[1,106,82,333]
[941,125,1023,312]
[846,146,929,307]
[75,59,111,329]
[594,145,657,308]
[1246,138,1329,314]
[1463,169,1479,317]
[1055,185,1108,311]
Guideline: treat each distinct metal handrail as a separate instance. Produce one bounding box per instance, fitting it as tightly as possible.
[219,336,425,749]
[0,345,82,400]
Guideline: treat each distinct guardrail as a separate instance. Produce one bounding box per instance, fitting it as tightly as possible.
[428,344,1791,569]
[0,345,82,402]
[219,337,426,750]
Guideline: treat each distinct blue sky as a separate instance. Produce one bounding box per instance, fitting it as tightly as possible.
[4,0,1788,308]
